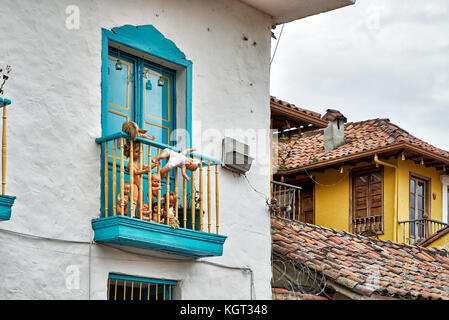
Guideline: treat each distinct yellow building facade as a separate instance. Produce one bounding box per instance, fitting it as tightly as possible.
[311,157,445,244]
[271,102,449,247]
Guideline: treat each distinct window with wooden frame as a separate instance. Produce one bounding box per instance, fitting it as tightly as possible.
[447,186,449,223]
[350,166,384,235]
[107,274,177,301]
[409,174,431,241]
[298,180,314,225]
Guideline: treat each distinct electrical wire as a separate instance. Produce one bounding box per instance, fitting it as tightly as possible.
[98,242,256,300]
[270,23,285,65]
[0,227,256,299]
[0,227,92,244]
[0,227,94,298]
[304,167,352,188]
[243,173,270,203]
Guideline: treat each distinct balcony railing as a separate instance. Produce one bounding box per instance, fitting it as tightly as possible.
[0,97,16,221]
[270,180,301,221]
[351,215,383,236]
[398,218,449,245]
[92,132,226,258]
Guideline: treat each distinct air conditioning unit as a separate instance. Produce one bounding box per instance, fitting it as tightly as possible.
[222,137,254,174]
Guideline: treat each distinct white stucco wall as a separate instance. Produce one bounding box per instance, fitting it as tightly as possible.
[0,0,273,299]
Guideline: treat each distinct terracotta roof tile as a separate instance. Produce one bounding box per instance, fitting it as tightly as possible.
[272,216,449,300]
[276,118,449,171]
[270,96,323,120]
[419,226,449,247]
[322,109,347,122]
[272,288,328,300]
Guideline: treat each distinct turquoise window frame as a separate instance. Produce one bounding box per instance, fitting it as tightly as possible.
[100,25,193,218]
[106,46,177,139]
[108,273,177,300]
[101,24,192,144]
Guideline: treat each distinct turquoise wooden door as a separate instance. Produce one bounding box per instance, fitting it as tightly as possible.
[141,61,175,154]
[141,62,176,204]
[106,51,135,134]
[102,48,176,217]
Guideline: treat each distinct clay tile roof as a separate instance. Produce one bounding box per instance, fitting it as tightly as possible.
[276,118,449,171]
[272,216,449,300]
[322,109,347,123]
[272,288,328,300]
[419,226,449,248]
[270,96,323,121]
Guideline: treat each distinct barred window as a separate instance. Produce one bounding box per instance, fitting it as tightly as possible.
[107,274,177,301]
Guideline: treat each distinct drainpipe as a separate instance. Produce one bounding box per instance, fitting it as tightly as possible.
[374,154,398,242]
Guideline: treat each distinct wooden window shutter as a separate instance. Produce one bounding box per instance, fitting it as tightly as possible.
[351,167,383,235]
[354,174,369,219]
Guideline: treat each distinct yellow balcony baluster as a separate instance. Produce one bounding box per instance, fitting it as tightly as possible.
[104,142,108,217]
[107,278,111,300]
[207,163,211,233]
[174,168,178,219]
[183,177,187,228]
[114,279,118,301]
[157,148,161,223]
[147,145,152,218]
[123,280,126,300]
[131,281,134,300]
[112,139,117,216]
[139,282,142,300]
[199,160,203,231]
[129,142,134,217]
[166,166,170,225]
[139,142,143,220]
[148,283,151,300]
[215,164,219,234]
[191,167,195,230]
[2,103,6,195]
[120,138,125,215]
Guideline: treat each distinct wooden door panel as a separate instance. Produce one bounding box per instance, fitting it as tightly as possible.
[351,168,383,234]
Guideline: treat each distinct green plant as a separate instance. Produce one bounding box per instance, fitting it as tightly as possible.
[0,65,12,95]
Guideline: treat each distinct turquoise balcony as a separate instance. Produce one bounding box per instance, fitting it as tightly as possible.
[93,132,226,258]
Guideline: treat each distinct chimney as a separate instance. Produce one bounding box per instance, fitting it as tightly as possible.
[322,109,347,152]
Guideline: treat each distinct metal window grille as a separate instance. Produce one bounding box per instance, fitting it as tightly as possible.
[107,274,177,301]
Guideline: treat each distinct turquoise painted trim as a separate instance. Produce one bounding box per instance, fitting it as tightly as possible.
[0,98,11,107]
[101,30,109,136]
[0,195,16,221]
[98,25,197,234]
[109,273,178,286]
[106,25,190,67]
[100,141,106,218]
[92,215,227,258]
[101,24,193,147]
[104,48,138,136]
[185,64,192,149]
[96,132,222,165]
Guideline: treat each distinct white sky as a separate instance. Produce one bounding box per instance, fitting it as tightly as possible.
[270,0,449,150]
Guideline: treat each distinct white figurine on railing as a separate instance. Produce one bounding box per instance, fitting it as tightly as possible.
[152,148,199,181]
